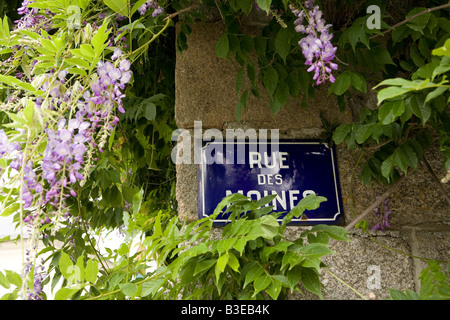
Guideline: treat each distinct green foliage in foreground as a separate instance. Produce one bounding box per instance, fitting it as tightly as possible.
[389,260,450,300]
[1,194,350,300]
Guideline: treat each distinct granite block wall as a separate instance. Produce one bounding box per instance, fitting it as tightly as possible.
[174,21,450,300]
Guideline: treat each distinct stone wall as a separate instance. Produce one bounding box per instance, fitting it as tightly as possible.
[174,21,450,300]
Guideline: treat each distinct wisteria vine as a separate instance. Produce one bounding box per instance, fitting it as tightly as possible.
[290,0,338,84]
[0,0,342,300]
[0,1,135,299]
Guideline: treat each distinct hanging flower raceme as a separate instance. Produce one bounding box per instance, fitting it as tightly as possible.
[138,0,164,17]
[0,129,21,158]
[91,52,132,114]
[290,1,338,85]
[372,198,393,231]
[15,0,53,31]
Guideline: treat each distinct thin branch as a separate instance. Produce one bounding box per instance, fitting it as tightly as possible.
[422,156,450,206]
[164,3,200,21]
[323,267,368,300]
[345,174,406,231]
[370,4,450,40]
[330,174,406,246]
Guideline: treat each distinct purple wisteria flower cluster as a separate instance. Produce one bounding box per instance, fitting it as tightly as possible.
[138,0,164,17]
[0,130,20,158]
[290,1,338,85]
[0,131,40,210]
[41,117,88,208]
[372,198,392,231]
[0,52,132,226]
[15,0,53,30]
[24,249,46,300]
[92,48,132,114]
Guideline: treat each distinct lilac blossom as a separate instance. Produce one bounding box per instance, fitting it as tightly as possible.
[90,55,132,113]
[0,130,20,157]
[24,250,46,300]
[290,2,338,85]
[15,0,53,31]
[372,198,393,231]
[138,1,164,17]
[0,131,40,209]
[41,116,89,207]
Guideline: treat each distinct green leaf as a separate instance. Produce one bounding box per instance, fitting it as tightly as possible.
[408,95,431,124]
[194,259,216,276]
[91,20,110,58]
[349,71,367,93]
[266,278,282,299]
[132,188,144,215]
[256,0,272,13]
[263,66,278,98]
[75,256,85,283]
[377,87,411,105]
[394,144,418,173]
[406,7,430,33]
[235,89,249,122]
[329,72,351,96]
[410,46,425,67]
[236,66,244,95]
[143,102,156,121]
[333,124,351,145]
[0,75,38,93]
[216,254,229,273]
[5,270,21,288]
[432,38,450,57]
[275,27,293,62]
[120,283,138,297]
[425,86,447,104]
[257,215,280,239]
[253,273,271,294]
[299,243,333,260]
[65,57,90,69]
[227,252,240,272]
[215,34,229,59]
[85,259,98,283]
[355,124,373,144]
[305,225,349,242]
[389,288,408,300]
[118,243,129,256]
[301,268,322,298]
[274,79,290,106]
[54,287,79,300]
[1,203,20,217]
[1,16,10,39]
[243,262,263,288]
[58,251,73,280]
[378,100,405,124]
[282,266,300,289]
[104,0,129,16]
[381,155,394,180]
[0,271,10,289]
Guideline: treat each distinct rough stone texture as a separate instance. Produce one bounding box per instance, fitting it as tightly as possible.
[174,21,450,300]
[175,22,353,131]
[287,230,416,300]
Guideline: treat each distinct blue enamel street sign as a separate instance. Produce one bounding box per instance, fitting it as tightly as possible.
[197,140,344,226]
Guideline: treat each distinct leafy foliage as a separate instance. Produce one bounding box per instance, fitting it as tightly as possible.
[0,0,449,301]
[389,260,450,300]
[1,194,349,300]
[330,2,450,185]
